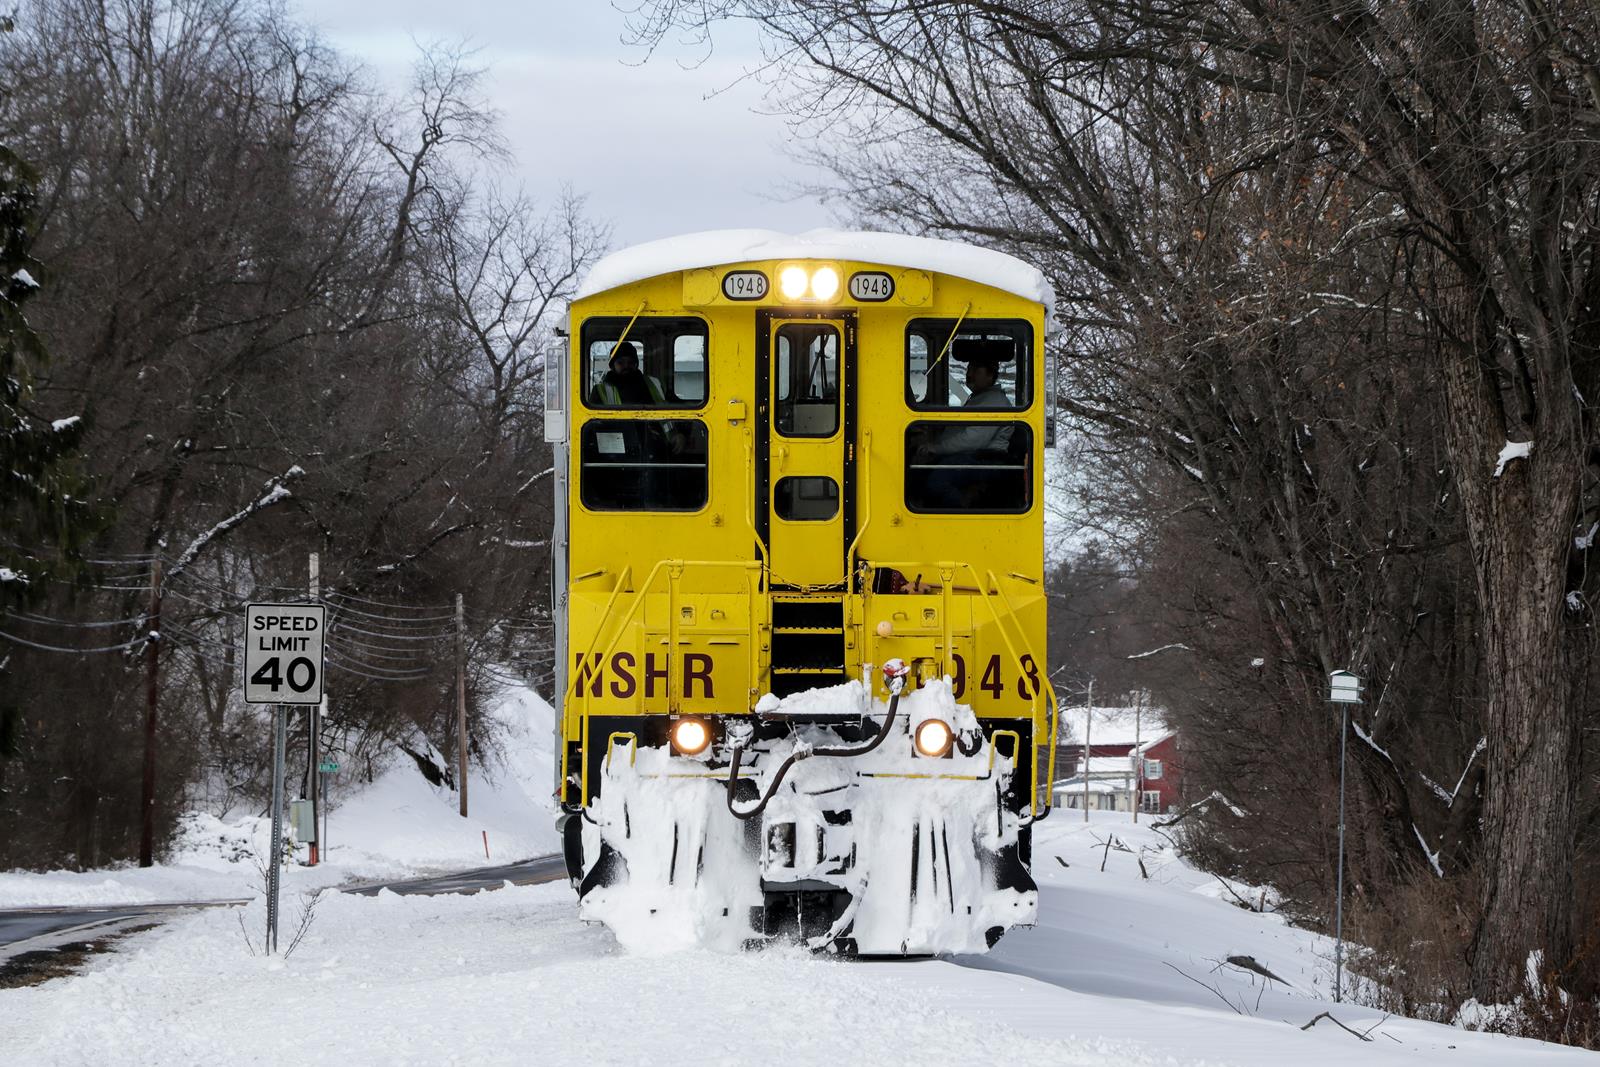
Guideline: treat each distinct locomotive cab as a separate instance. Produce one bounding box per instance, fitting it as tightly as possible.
[547,231,1058,955]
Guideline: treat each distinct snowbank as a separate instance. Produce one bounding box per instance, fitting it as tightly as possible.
[1,812,1588,1065]
[0,673,560,907]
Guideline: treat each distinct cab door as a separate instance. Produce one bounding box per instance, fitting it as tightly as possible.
[756,310,856,588]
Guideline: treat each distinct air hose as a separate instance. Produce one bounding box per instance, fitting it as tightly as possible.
[725,660,910,822]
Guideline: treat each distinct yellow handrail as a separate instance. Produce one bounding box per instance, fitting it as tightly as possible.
[844,429,873,583]
[862,559,1057,816]
[605,732,639,770]
[569,558,767,803]
[558,564,632,804]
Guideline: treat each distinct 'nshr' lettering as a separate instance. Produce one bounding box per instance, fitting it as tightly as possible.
[644,653,668,698]
[684,653,713,699]
[569,650,718,701]
[610,651,636,698]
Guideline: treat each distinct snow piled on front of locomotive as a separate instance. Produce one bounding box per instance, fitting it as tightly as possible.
[578,678,1038,956]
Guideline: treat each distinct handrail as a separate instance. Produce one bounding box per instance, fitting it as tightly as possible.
[559,564,632,804]
[844,428,873,587]
[863,559,1057,816]
[605,732,638,770]
[744,431,770,577]
[974,567,1060,816]
[569,558,766,803]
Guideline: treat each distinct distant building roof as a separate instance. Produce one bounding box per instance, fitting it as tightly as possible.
[1060,704,1173,750]
[1053,778,1122,794]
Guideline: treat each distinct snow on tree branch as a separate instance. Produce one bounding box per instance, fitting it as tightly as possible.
[1125,643,1193,660]
[166,467,305,581]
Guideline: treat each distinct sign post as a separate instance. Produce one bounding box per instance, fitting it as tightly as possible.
[267,705,285,953]
[245,603,326,954]
[1328,670,1363,1003]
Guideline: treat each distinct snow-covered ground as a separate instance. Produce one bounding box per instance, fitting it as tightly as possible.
[3,678,1586,1064]
[2,815,1586,1063]
[0,671,560,909]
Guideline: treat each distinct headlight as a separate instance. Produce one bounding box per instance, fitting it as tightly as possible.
[810,265,840,301]
[779,265,809,300]
[671,717,711,756]
[913,718,953,758]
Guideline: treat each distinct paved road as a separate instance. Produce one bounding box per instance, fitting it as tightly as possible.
[343,854,567,897]
[0,853,567,956]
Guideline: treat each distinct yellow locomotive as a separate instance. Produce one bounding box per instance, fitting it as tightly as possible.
[546,230,1058,955]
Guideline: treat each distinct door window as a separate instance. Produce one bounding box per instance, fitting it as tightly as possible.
[774,323,839,437]
[774,476,839,521]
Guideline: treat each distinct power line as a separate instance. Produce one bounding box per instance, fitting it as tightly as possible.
[325,650,433,682]
[0,629,150,654]
[320,598,457,624]
[324,588,453,612]
[6,609,150,629]
[326,620,454,643]
[325,637,433,664]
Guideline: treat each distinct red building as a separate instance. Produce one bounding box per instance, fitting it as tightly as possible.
[1053,705,1183,814]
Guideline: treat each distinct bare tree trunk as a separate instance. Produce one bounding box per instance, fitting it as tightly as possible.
[1435,268,1581,996]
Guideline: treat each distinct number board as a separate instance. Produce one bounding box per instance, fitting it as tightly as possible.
[244,603,326,705]
[722,270,769,300]
[848,271,895,301]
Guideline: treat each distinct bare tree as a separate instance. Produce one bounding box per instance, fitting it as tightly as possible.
[636,0,1600,1001]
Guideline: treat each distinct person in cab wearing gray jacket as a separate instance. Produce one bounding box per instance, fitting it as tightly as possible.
[916,356,1013,459]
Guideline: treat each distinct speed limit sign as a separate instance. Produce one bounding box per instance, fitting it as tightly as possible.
[244,603,326,704]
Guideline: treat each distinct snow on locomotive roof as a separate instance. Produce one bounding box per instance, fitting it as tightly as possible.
[576,228,1054,309]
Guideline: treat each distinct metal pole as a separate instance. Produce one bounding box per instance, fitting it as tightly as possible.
[307,553,320,866]
[1082,679,1092,823]
[1335,700,1349,1003]
[1133,691,1142,823]
[138,560,162,868]
[267,704,286,954]
[456,592,468,818]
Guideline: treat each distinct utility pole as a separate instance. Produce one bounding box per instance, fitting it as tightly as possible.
[307,553,322,865]
[138,559,163,868]
[456,592,467,818]
[1082,678,1092,823]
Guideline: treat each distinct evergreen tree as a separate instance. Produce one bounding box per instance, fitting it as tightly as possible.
[0,143,100,766]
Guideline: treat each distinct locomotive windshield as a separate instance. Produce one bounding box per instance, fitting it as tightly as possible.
[581,316,708,408]
[906,319,1031,410]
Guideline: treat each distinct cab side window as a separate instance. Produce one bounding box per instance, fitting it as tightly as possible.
[905,422,1032,513]
[906,320,1031,411]
[582,317,708,409]
[580,420,708,512]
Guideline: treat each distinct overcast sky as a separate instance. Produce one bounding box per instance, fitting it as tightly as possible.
[293,1,837,251]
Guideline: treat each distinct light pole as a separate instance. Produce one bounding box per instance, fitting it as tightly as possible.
[1328,670,1362,1003]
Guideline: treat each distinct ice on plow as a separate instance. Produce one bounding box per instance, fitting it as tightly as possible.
[576,668,1039,956]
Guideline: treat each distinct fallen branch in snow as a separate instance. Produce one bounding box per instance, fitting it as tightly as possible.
[1093,833,1135,872]
[1054,855,1069,868]
[1223,955,1289,985]
[1300,1011,1373,1041]
[1210,875,1276,914]
[1163,962,1246,1015]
